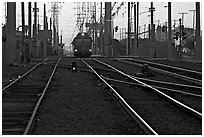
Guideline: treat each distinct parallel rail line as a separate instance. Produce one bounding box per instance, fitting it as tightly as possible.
[81,58,158,135]
[23,58,61,134]
[101,75,202,98]
[118,59,202,86]
[2,57,61,135]
[93,58,202,120]
[2,59,48,93]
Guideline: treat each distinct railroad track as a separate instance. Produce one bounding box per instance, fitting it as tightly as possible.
[117,58,202,86]
[72,58,202,113]
[148,58,202,72]
[2,57,61,135]
[81,58,202,135]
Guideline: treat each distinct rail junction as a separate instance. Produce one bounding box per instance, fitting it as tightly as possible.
[2,2,202,135]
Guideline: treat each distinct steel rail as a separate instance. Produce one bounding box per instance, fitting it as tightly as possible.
[131,75,201,89]
[118,59,202,85]
[23,58,62,135]
[81,59,158,135]
[2,59,48,93]
[93,58,202,120]
[126,58,202,75]
[101,75,202,98]
[74,61,201,90]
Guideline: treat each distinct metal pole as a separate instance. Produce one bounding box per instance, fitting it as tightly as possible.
[189,9,196,51]
[33,2,37,57]
[104,2,111,56]
[6,2,16,65]
[172,19,178,32]
[100,2,103,55]
[150,2,155,41]
[120,28,121,40]
[179,18,182,53]
[168,2,172,59]
[127,2,131,55]
[189,10,196,31]
[178,12,188,26]
[21,2,25,62]
[144,24,146,39]
[122,28,123,39]
[28,2,32,59]
[195,2,201,60]
[94,2,97,55]
[50,17,52,30]
[134,3,137,55]
[136,2,139,55]
[43,3,47,58]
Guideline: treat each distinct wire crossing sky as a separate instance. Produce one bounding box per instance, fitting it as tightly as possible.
[59,2,200,51]
[1,1,202,51]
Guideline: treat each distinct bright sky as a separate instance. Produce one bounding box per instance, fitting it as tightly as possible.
[59,1,201,51]
[1,1,202,51]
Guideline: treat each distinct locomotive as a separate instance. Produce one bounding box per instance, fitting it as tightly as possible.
[71,32,92,58]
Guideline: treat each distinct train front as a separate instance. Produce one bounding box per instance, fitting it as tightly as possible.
[72,33,92,58]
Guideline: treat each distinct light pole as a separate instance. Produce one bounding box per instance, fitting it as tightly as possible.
[178,12,188,26]
[189,9,196,57]
[167,2,172,59]
[195,2,201,60]
[189,9,196,36]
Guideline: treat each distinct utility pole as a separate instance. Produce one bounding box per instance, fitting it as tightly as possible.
[120,28,122,40]
[167,2,172,59]
[43,3,47,58]
[195,2,201,60]
[136,2,139,56]
[189,9,196,59]
[134,3,137,55]
[60,30,63,55]
[21,2,25,62]
[50,18,52,30]
[33,2,38,57]
[189,9,196,32]
[179,18,182,58]
[144,24,146,38]
[94,2,97,55]
[150,2,155,41]
[150,2,155,57]
[157,20,160,26]
[127,2,131,55]
[122,28,124,39]
[104,2,111,56]
[51,2,62,55]
[28,2,32,60]
[100,2,103,55]
[178,12,188,26]
[172,19,179,32]
[6,2,16,65]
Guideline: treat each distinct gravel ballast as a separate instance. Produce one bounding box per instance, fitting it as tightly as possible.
[32,58,145,135]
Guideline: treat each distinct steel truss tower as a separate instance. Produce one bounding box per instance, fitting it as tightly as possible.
[50,2,62,54]
[75,2,96,33]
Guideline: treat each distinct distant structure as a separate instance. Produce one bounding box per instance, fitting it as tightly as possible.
[50,2,63,55]
[75,2,96,33]
[74,2,98,54]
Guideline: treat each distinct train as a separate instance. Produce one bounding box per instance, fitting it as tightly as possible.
[71,32,92,58]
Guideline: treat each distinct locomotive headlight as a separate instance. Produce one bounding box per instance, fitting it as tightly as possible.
[74,49,77,52]
[89,49,92,52]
